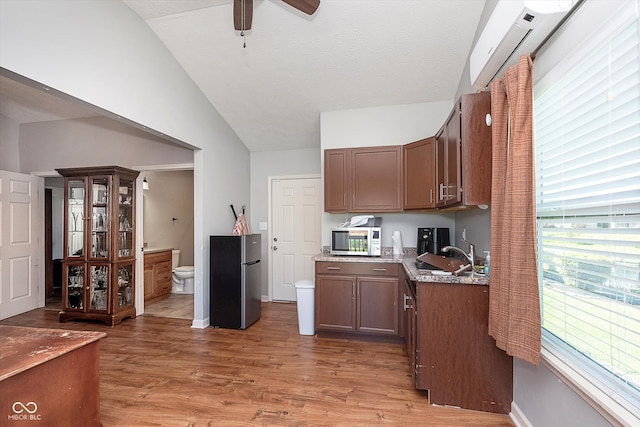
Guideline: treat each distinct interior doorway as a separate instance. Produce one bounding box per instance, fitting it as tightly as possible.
[44,177,64,311]
[140,169,194,320]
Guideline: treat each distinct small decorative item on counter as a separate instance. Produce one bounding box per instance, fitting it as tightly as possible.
[484,251,490,277]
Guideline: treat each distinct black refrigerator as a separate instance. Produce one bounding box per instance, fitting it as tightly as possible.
[210,234,262,329]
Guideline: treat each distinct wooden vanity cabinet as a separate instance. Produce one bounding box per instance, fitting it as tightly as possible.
[144,250,173,303]
[415,283,512,414]
[315,262,399,335]
[324,146,403,213]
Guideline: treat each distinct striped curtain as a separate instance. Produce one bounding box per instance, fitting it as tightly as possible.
[488,54,541,365]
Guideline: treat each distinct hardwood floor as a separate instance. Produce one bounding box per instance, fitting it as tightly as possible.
[144,294,194,319]
[1,303,514,426]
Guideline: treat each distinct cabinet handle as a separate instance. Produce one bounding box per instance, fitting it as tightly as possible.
[439,183,446,200]
[326,267,341,270]
[403,294,413,311]
[372,268,387,272]
[429,189,433,204]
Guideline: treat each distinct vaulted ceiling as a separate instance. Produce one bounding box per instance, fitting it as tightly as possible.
[1,0,487,152]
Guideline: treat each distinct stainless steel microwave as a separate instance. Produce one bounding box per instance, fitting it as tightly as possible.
[330,227,382,256]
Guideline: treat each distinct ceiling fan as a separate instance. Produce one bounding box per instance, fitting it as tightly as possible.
[234,0,320,31]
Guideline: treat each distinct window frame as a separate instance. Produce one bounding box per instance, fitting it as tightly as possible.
[533,1,640,424]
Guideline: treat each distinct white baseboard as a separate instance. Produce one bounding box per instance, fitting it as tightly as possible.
[261,295,269,302]
[191,317,209,329]
[510,402,533,427]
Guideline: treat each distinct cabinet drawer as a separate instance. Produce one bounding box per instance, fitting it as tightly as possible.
[156,279,172,294]
[317,261,398,277]
[157,270,172,282]
[144,251,172,265]
[156,261,172,274]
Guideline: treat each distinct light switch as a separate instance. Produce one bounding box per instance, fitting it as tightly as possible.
[259,222,267,231]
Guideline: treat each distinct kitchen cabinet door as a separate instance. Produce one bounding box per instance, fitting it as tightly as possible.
[403,137,437,209]
[445,107,462,205]
[324,149,349,213]
[459,92,492,206]
[357,276,398,335]
[402,277,417,385]
[434,130,447,207]
[350,145,403,212]
[435,109,462,206]
[436,92,492,209]
[315,275,356,332]
[415,283,512,414]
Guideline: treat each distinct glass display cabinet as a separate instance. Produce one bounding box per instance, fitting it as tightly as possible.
[57,166,139,326]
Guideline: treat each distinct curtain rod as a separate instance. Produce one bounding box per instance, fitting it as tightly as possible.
[530,0,586,60]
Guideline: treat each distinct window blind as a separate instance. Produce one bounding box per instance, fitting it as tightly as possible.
[534,13,640,414]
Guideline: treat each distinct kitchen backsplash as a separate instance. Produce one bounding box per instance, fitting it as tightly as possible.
[322,246,418,256]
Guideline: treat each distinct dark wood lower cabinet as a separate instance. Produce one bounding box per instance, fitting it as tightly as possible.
[315,262,399,336]
[316,260,512,415]
[401,274,417,385]
[315,275,357,331]
[415,283,513,414]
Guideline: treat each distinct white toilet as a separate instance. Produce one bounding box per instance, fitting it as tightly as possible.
[171,249,194,294]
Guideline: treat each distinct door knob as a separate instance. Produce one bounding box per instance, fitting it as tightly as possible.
[272,246,278,251]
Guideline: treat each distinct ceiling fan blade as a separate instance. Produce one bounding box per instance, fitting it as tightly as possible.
[233,0,253,30]
[281,0,320,16]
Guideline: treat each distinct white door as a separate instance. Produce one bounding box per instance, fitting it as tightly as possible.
[0,171,43,320]
[271,177,321,301]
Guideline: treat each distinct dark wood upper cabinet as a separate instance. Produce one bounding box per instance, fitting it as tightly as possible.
[324,92,491,213]
[436,92,492,208]
[324,148,349,212]
[324,146,403,213]
[403,137,436,209]
[459,91,492,207]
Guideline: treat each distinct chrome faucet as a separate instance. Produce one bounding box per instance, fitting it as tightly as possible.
[442,240,475,270]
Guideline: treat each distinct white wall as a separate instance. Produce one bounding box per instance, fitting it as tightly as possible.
[250,147,322,296]
[321,101,453,150]
[18,116,193,173]
[0,0,250,327]
[0,113,20,172]
[143,170,194,267]
[320,101,456,249]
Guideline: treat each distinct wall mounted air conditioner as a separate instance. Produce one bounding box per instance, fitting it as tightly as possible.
[470,0,574,90]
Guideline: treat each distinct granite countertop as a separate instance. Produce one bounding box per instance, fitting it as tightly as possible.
[314,253,489,285]
[0,326,106,381]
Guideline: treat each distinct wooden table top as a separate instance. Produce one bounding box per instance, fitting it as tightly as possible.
[0,325,105,381]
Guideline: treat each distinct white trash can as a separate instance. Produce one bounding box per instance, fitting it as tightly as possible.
[294,279,315,335]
